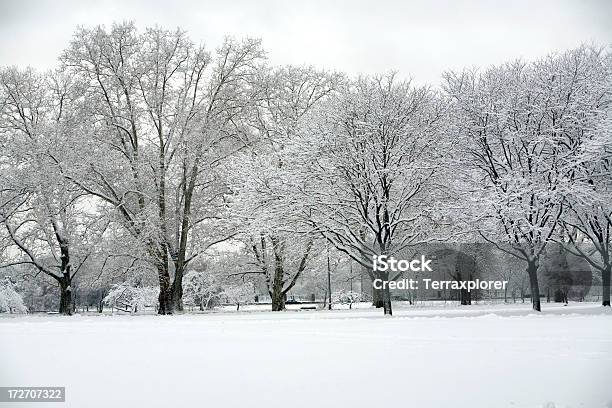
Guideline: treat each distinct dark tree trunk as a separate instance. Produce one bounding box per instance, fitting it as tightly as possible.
[456,254,474,305]
[270,242,286,312]
[382,284,392,315]
[460,288,471,305]
[171,265,184,312]
[264,236,311,312]
[171,147,201,313]
[157,263,173,315]
[54,229,73,316]
[464,289,472,305]
[602,265,611,307]
[158,288,173,314]
[527,260,541,312]
[271,290,285,311]
[372,286,383,308]
[58,276,72,316]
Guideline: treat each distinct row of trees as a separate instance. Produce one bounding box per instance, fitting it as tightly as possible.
[1,23,610,315]
[445,49,611,311]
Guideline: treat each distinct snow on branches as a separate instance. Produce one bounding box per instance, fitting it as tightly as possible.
[0,277,27,314]
[103,283,159,313]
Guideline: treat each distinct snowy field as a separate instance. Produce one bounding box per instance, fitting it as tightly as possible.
[1,303,611,408]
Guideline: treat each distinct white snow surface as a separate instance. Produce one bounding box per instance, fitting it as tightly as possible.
[1,302,611,408]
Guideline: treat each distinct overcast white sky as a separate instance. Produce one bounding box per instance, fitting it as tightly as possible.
[1,0,611,85]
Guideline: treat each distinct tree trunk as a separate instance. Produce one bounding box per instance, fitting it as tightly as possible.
[271,289,285,311]
[55,232,73,315]
[59,277,72,316]
[526,260,541,312]
[157,263,173,315]
[372,286,383,308]
[158,288,173,314]
[456,271,468,305]
[460,288,470,305]
[171,265,184,312]
[270,242,287,312]
[172,149,201,313]
[382,284,392,315]
[602,265,611,307]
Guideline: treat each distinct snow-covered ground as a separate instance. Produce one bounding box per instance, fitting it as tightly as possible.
[1,303,611,408]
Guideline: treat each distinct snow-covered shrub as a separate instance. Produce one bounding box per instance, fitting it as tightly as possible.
[0,277,28,314]
[332,290,362,309]
[103,283,159,313]
[223,282,254,310]
[183,270,224,310]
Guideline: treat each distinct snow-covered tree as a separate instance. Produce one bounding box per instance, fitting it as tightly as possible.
[0,67,107,315]
[332,289,362,309]
[556,49,612,306]
[60,23,264,313]
[491,252,525,303]
[103,282,159,313]
[444,47,607,311]
[302,74,450,315]
[223,281,254,310]
[183,269,224,311]
[0,277,27,313]
[226,65,339,311]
